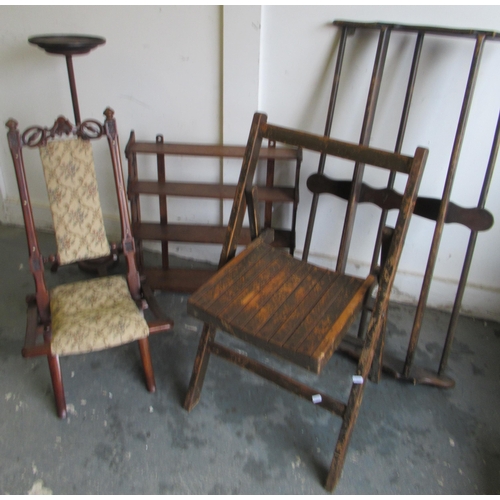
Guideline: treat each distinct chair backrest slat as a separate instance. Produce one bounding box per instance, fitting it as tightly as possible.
[220,112,428,294]
[263,123,414,174]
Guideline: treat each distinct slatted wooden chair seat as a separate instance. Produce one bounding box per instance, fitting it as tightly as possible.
[6,109,173,419]
[183,112,428,492]
[189,236,376,375]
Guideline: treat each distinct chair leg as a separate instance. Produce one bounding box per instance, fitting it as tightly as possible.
[327,315,385,490]
[369,313,388,383]
[47,354,67,419]
[138,337,156,393]
[357,281,378,340]
[325,383,366,491]
[183,323,215,412]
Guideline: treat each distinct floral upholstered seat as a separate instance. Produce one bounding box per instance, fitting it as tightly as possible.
[50,275,149,356]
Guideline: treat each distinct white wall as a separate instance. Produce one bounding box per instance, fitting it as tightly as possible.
[1,6,499,321]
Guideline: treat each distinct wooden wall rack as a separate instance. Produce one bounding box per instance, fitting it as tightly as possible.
[126,133,302,293]
[317,20,500,388]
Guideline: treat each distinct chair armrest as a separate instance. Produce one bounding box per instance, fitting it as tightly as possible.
[147,319,174,335]
[141,280,174,334]
[22,296,50,357]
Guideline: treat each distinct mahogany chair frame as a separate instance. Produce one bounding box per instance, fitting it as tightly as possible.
[183,112,428,491]
[6,108,173,418]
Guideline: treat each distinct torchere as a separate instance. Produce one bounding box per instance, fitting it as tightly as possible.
[28,35,105,125]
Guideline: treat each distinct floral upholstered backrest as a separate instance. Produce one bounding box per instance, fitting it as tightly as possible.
[39,138,110,265]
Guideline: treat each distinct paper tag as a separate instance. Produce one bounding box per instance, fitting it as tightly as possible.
[352,375,364,384]
[312,394,322,404]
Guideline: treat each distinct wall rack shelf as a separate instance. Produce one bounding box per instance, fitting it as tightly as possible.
[126,134,302,293]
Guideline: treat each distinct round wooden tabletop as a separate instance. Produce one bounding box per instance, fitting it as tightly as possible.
[28,35,106,56]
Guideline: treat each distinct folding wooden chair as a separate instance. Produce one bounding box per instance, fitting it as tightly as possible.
[6,108,173,418]
[183,112,428,491]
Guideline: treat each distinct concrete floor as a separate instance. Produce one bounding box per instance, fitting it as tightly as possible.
[0,222,499,495]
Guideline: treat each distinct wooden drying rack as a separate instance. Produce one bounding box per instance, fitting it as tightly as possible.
[317,20,500,388]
